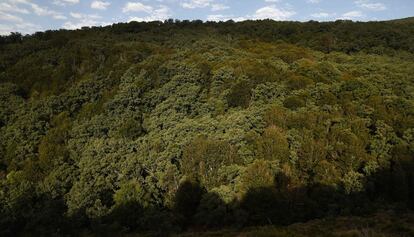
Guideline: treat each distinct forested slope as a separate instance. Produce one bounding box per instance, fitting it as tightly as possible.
[0,19,413,236]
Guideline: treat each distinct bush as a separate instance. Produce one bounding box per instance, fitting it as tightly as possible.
[283,96,306,110]
[181,137,239,189]
[286,74,314,90]
[226,80,252,108]
[257,126,290,162]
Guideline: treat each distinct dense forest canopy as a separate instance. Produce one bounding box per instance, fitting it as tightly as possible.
[0,19,413,236]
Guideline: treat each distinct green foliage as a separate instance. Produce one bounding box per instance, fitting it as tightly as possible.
[226,79,252,108]
[181,137,239,189]
[241,159,277,191]
[173,180,205,225]
[117,117,144,139]
[286,74,314,90]
[113,180,151,208]
[0,19,413,235]
[256,126,290,162]
[283,96,306,110]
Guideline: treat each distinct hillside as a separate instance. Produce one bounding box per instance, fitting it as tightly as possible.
[0,19,414,236]
[388,17,414,23]
[176,211,414,237]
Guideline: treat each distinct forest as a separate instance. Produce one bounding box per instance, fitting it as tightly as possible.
[0,18,414,236]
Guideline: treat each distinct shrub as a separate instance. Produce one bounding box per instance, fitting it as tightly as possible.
[283,96,306,110]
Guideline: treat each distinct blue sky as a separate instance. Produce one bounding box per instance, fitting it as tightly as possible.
[0,0,413,35]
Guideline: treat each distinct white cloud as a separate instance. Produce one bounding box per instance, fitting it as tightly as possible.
[15,22,42,32]
[63,13,109,30]
[0,24,16,35]
[311,12,335,18]
[341,10,364,19]
[53,0,79,6]
[181,0,213,9]
[123,2,153,13]
[122,1,172,22]
[0,12,24,23]
[0,1,48,35]
[70,12,101,19]
[211,4,229,11]
[91,1,110,10]
[0,22,41,35]
[232,16,247,22]
[53,15,67,20]
[307,0,321,3]
[9,0,67,20]
[253,5,295,20]
[31,3,67,19]
[62,20,109,30]
[355,0,386,11]
[6,0,31,4]
[70,12,82,19]
[207,14,246,22]
[128,5,172,22]
[207,14,229,21]
[0,2,30,14]
[265,0,281,2]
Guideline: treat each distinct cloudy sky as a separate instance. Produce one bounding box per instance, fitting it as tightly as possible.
[0,0,413,35]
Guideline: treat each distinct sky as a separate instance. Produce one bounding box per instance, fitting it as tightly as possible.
[0,0,413,35]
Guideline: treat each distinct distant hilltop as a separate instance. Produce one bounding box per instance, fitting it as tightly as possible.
[387,16,414,23]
